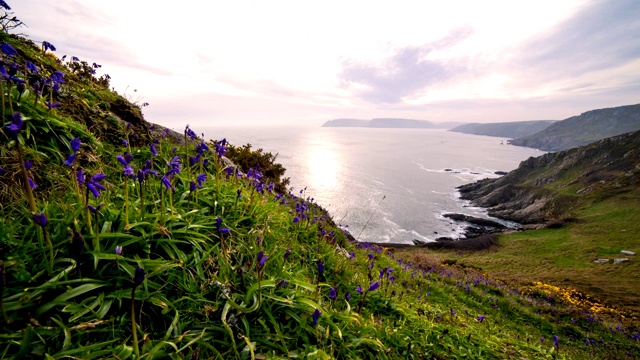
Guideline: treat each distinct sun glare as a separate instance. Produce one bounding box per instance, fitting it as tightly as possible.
[304,137,340,191]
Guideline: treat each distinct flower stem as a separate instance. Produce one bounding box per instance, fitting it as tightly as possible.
[42,227,54,275]
[131,287,139,358]
[16,144,37,213]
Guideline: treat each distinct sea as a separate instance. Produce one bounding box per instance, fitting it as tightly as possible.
[200,125,544,244]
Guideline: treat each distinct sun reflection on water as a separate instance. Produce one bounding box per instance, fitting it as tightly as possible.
[304,135,340,191]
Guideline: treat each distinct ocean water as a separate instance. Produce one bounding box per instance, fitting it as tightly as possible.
[200,125,543,244]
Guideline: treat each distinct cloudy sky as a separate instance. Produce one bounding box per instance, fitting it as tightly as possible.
[10,0,640,127]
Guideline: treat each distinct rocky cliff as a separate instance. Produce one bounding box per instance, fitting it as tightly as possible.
[458,130,640,223]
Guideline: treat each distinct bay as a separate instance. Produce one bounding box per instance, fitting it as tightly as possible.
[201,125,543,244]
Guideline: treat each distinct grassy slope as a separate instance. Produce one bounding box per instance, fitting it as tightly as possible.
[405,160,640,316]
[1,15,639,360]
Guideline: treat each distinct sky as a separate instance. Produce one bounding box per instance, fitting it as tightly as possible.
[9,0,640,128]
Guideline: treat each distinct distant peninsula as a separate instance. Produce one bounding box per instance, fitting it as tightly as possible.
[449,120,557,139]
[322,118,462,129]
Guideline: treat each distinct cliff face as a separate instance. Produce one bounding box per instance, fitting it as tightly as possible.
[509,104,640,151]
[458,130,640,223]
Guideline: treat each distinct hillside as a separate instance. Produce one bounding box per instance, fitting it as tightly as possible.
[449,120,557,139]
[458,129,640,223]
[1,5,639,359]
[509,104,640,151]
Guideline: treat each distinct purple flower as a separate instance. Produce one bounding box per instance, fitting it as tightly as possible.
[71,56,79,61]
[116,155,128,166]
[121,139,129,146]
[161,176,175,192]
[77,169,85,184]
[28,177,37,189]
[33,213,47,227]
[356,285,363,294]
[70,137,81,153]
[284,248,291,261]
[312,308,321,325]
[197,173,206,187]
[329,287,337,300]
[115,246,123,256]
[189,180,197,192]
[293,216,300,223]
[42,41,56,52]
[0,167,6,175]
[92,173,106,183]
[553,335,559,347]
[317,260,324,277]
[25,60,38,74]
[133,267,146,287]
[0,1,11,10]
[4,112,23,138]
[540,337,545,343]
[1,43,17,57]
[123,166,134,177]
[368,281,380,292]
[449,308,457,316]
[257,251,268,269]
[45,102,60,110]
[150,143,158,156]
[87,203,103,214]
[277,279,289,288]
[215,216,230,233]
[185,125,197,140]
[345,292,351,301]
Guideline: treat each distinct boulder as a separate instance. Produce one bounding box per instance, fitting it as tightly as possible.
[621,250,636,256]
[594,259,609,264]
[613,258,629,264]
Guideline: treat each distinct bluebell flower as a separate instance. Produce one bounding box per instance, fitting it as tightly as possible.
[45,102,60,110]
[0,1,11,10]
[329,287,337,300]
[196,174,207,187]
[71,56,79,61]
[284,248,291,261]
[277,279,289,288]
[368,281,380,292]
[189,180,197,192]
[4,112,23,138]
[92,62,101,68]
[185,125,197,140]
[133,267,145,287]
[317,260,324,277]
[257,251,268,269]
[115,246,123,256]
[161,176,175,192]
[553,335,559,347]
[116,155,128,166]
[25,60,38,73]
[87,203,104,214]
[215,216,231,233]
[42,41,56,53]
[1,43,17,57]
[33,212,47,227]
[312,308,321,325]
[150,143,158,156]
[28,178,37,189]
[121,139,129,146]
[449,308,457,316]
[70,137,81,153]
[356,285,363,294]
[77,169,85,184]
[345,292,351,301]
[0,167,6,175]
[123,166,134,177]
[63,153,76,166]
[24,160,33,170]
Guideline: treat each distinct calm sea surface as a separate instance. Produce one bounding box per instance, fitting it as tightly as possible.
[200,125,543,244]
